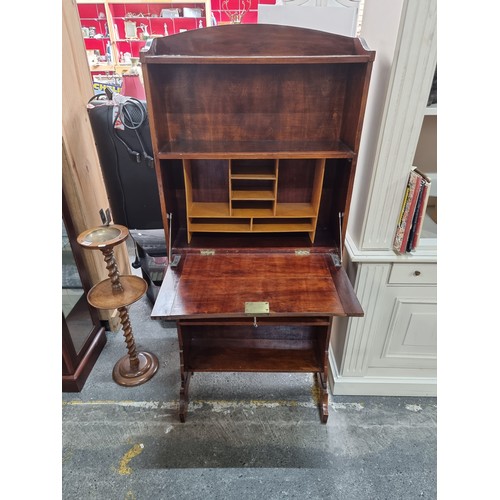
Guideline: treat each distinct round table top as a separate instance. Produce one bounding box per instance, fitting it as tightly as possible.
[77,224,129,250]
[87,275,147,310]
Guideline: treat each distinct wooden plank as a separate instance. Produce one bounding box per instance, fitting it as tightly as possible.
[189,202,230,217]
[252,221,314,232]
[231,190,275,200]
[172,276,338,317]
[180,253,330,279]
[157,143,355,159]
[329,264,364,317]
[190,221,251,232]
[62,0,131,330]
[232,207,274,217]
[153,253,353,319]
[141,24,375,59]
[179,317,331,326]
[187,342,321,372]
[275,203,315,217]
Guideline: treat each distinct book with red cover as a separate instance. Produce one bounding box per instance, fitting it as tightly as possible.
[409,169,432,251]
[393,169,422,253]
[406,177,426,252]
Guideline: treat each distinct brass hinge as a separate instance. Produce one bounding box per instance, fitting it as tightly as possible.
[200,249,215,256]
[331,253,341,267]
[170,254,181,268]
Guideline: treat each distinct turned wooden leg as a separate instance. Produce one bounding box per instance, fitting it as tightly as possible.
[179,371,192,423]
[118,306,140,369]
[318,371,329,424]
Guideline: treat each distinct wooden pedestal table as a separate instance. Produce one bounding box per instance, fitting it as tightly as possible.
[77,224,159,387]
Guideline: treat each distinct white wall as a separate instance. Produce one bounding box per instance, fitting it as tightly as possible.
[258,2,359,36]
[347,0,405,248]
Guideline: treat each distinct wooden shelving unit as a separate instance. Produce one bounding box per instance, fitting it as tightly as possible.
[76,0,212,76]
[183,158,325,242]
[141,24,375,423]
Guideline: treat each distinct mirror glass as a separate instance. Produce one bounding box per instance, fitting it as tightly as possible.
[62,219,94,354]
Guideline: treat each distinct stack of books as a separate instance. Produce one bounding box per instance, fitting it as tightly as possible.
[393,167,432,254]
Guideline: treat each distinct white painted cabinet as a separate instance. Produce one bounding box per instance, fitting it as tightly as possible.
[329,0,437,396]
[352,263,437,375]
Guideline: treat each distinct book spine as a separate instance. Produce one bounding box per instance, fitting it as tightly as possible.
[406,178,425,252]
[399,173,423,253]
[393,170,420,253]
[397,185,410,227]
[411,180,431,251]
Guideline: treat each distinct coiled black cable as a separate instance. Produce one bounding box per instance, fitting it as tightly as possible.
[88,93,153,167]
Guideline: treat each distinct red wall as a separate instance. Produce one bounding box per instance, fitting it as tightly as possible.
[78,1,277,69]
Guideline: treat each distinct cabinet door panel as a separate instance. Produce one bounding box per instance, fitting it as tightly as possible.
[366,286,437,377]
[382,298,437,359]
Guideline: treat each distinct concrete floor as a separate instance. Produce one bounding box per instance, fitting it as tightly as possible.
[62,289,437,500]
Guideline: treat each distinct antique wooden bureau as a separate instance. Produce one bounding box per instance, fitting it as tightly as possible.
[140,24,375,423]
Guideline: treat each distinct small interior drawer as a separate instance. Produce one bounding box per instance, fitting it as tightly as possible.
[388,263,437,285]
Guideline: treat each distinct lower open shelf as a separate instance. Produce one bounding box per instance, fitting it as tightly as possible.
[179,320,329,373]
[186,338,323,372]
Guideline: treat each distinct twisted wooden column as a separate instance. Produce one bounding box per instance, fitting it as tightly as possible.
[117,306,139,370]
[102,247,124,293]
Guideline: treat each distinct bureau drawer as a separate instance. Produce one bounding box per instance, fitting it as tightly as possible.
[388,263,437,285]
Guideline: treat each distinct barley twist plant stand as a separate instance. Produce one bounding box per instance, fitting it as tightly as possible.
[77,224,159,387]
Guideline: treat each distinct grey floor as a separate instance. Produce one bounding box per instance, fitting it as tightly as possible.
[62,284,437,499]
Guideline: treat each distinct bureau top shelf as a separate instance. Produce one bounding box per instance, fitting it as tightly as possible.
[157,140,356,159]
[143,25,374,159]
[140,24,375,64]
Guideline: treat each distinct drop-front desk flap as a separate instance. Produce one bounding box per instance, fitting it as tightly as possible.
[151,252,363,320]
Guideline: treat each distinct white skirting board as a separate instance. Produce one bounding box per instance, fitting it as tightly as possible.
[328,346,437,397]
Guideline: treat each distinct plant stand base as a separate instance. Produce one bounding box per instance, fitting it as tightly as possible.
[112,351,159,387]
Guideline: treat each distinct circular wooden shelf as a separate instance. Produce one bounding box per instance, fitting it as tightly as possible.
[87,275,147,310]
[77,224,129,250]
